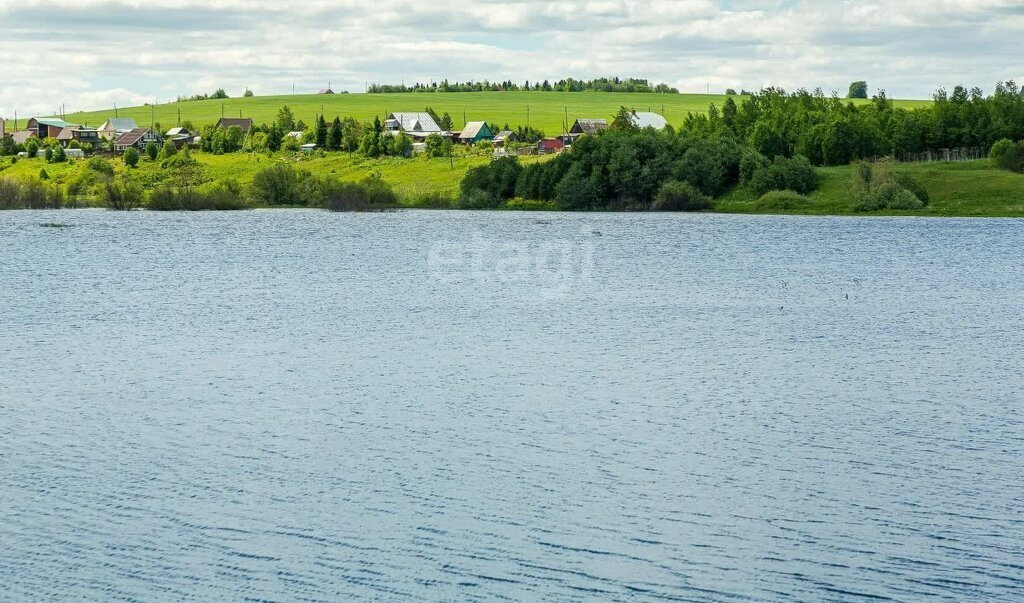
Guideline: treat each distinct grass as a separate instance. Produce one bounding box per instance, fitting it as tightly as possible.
[5,151,1019,216]
[31,91,932,136]
[715,160,1024,217]
[0,149,551,206]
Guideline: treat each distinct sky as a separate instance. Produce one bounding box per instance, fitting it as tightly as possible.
[1,0,1022,118]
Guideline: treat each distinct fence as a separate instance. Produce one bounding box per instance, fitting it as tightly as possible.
[897,148,986,164]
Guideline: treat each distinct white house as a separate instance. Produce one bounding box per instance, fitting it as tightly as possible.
[384,112,444,140]
[98,118,139,140]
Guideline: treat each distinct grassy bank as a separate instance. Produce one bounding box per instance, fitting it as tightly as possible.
[715,160,1024,217]
[2,152,1020,216]
[41,92,931,135]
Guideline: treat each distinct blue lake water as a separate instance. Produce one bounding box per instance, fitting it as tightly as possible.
[1,209,1022,601]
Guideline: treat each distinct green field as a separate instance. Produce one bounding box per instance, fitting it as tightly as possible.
[26,92,931,135]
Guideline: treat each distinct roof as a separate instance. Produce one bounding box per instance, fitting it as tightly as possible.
[538,138,564,149]
[572,118,609,135]
[285,131,304,139]
[34,118,74,128]
[216,117,253,132]
[493,130,516,141]
[165,127,191,136]
[387,112,442,134]
[12,131,36,144]
[56,126,80,140]
[459,121,490,140]
[102,118,137,131]
[114,128,154,146]
[630,112,668,130]
[318,89,334,94]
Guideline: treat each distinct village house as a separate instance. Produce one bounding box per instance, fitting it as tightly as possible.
[216,117,253,134]
[11,130,36,145]
[56,126,100,147]
[492,131,518,147]
[165,126,194,148]
[537,138,565,154]
[98,118,139,140]
[113,127,163,152]
[458,121,494,144]
[384,112,444,141]
[570,118,609,136]
[26,117,76,139]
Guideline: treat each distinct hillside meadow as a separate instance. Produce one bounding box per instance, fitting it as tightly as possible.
[34,92,932,134]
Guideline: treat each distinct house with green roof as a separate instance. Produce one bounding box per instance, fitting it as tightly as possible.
[26,117,76,139]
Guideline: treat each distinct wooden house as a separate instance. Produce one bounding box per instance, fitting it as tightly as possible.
[570,119,609,136]
[215,117,253,134]
[26,117,76,139]
[537,138,565,154]
[492,131,518,147]
[98,118,139,140]
[113,128,163,152]
[458,122,494,144]
[56,126,100,147]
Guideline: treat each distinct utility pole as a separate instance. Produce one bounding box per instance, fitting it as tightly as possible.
[114,103,118,118]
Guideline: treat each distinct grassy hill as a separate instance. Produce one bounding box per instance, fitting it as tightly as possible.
[30,92,931,135]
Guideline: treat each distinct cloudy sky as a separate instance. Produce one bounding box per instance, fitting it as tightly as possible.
[1,0,1022,117]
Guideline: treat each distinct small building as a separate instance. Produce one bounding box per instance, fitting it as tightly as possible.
[570,119,609,136]
[318,88,335,95]
[98,118,139,140]
[384,112,444,140]
[537,138,565,154]
[56,126,100,147]
[629,111,668,130]
[285,131,304,140]
[458,121,494,144]
[300,143,317,153]
[215,117,254,134]
[65,148,86,159]
[165,127,194,148]
[113,128,163,152]
[12,130,36,145]
[26,117,76,139]
[492,131,518,147]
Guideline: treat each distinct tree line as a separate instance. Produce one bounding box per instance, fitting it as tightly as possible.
[368,77,678,94]
[683,82,1024,166]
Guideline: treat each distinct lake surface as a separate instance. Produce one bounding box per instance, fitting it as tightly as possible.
[1,210,1022,601]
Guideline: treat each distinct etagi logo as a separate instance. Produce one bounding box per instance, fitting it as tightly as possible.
[427,226,598,299]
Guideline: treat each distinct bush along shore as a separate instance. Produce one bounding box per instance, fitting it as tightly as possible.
[1,85,1023,215]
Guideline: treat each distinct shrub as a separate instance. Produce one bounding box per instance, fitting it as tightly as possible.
[44,147,53,162]
[323,174,398,211]
[123,147,139,168]
[25,140,40,159]
[652,180,713,211]
[145,141,159,161]
[102,178,143,210]
[754,190,812,212]
[67,171,98,200]
[51,146,66,163]
[87,157,114,176]
[749,155,818,197]
[14,179,65,209]
[159,140,177,160]
[39,168,49,180]
[739,148,769,185]
[249,163,305,206]
[889,172,930,203]
[990,138,1024,173]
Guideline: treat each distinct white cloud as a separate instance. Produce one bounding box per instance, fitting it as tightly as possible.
[0,0,1021,117]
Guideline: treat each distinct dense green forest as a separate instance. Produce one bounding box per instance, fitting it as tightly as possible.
[459,84,1024,211]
